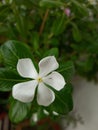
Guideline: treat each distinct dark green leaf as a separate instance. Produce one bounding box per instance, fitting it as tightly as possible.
[58,61,75,81]
[39,0,64,8]
[9,97,32,123]
[0,5,11,22]
[0,40,34,69]
[71,22,82,42]
[51,14,67,36]
[0,68,27,91]
[30,32,39,50]
[43,48,59,57]
[71,0,88,16]
[48,84,73,114]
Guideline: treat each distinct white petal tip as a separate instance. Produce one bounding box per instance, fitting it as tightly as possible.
[32,113,38,122]
[39,56,59,77]
[43,109,49,115]
[12,80,38,103]
[12,91,33,103]
[17,58,38,79]
[53,111,59,116]
[44,71,66,91]
[38,98,55,106]
[37,83,55,106]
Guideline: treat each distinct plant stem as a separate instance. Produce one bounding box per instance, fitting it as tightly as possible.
[39,9,49,36]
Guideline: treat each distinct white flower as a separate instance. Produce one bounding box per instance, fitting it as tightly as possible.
[12,56,66,106]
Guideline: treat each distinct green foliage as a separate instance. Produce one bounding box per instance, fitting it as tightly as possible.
[0,68,26,91]
[48,83,73,114]
[43,48,59,57]
[58,61,75,81]
[0,40,73,124]
[39,0,64,8]
[9,97,32,123]
[51,13,66,36]
[0,40,34,69]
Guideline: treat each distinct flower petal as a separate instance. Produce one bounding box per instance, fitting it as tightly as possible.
[43,71,66,91]
[37,83,55,106]
[43,109,49,115]
[53,111,59,116]
[31,113,38,123]
[17,58,38,79]
[39,56,59,77]
[12,80,38,103]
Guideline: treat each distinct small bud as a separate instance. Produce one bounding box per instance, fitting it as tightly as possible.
[64,8,71,17]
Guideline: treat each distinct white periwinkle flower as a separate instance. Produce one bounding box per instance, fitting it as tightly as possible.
[12,56,66,106]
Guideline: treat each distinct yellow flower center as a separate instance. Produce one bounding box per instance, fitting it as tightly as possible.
[37,77,43,83]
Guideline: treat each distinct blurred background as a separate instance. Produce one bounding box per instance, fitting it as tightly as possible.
[0,0,98,130]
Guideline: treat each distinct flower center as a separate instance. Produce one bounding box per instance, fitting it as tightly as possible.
[37,77,43,83]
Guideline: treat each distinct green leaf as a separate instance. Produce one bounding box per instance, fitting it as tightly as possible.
[0,5,11,22]
[30,32,39,50]
[51,14,67,36]
[14,0,35,8]
[43,48,59,57]
[58,61,75,81]
[76,57,94,73]
[0,40,34,69]
[39,0,64,8]
[0,68,27,91]
[71,22,82,42]
[48,84,73,114]
[88,41,98,54]
[71,0,88,16]
[48,38,59,47]
[9,98,32,123]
